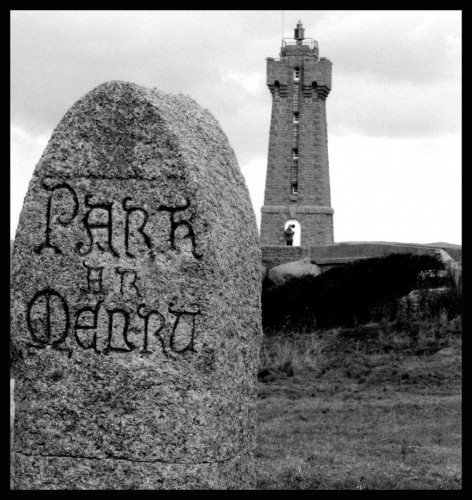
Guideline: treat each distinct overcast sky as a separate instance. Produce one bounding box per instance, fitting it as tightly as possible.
[11,10,461,244]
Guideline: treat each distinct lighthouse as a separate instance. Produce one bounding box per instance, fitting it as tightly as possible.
[260,21,334,246]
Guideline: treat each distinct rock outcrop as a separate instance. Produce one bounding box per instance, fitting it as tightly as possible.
[268,258,321,286]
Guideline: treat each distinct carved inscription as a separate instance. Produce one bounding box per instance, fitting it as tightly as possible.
[28,181,204,356]
[76,195,119,257]
[137,304,166,354]
[27,289,200,356]
[159,199,202,259]
[35,182,79,254]
[107,308,134,353]
[36,181,202,259]
[123,197,152,258]
[75,300,102,350]
[169,302,200,353]
[83,263,104,294]
[27,289,70,347]
[116,268,142,298]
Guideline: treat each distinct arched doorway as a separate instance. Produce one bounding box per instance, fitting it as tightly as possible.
[284,220,301,246]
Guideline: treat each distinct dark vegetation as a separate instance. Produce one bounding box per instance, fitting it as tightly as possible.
[256,253,462,489]
[262,253,459,331]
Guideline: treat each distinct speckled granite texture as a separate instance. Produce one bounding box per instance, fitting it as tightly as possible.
[11,81,262,489]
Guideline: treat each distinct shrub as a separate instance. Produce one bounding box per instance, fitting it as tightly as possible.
[262,253,446,331]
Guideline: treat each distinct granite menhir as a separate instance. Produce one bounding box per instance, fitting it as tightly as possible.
[11,81,262,489]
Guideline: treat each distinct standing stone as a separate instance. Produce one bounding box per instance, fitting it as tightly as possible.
[11,81,262,489]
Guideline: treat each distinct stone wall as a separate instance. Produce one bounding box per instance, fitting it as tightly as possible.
[261,245,309,270]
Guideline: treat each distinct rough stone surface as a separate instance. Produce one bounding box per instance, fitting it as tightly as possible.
[10,377,15,489]
[268,258,321,286]
[11,81,262,489]
[398,287,450,316]
[10,238,15,489]
[260,264,267,281]
[435,249,462,290]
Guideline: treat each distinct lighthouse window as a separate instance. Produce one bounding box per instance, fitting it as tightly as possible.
[293,112,299,124]
[273,81,280,99]
[294,67,300,81]
[292,184,298,194]
[293,149,299,160]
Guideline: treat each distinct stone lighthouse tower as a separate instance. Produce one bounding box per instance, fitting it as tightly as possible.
[260,21,334,246]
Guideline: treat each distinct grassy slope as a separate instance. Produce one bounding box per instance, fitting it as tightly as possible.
[256,318,462,490]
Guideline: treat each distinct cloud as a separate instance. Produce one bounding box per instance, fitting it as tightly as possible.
[316,10,461,85]
[226,71,264,94]
[329,74,461,138]
[329,134,461,244]
[10,125,50,238]
[10,11,461,244]
[11,10,460,144]
[240,158,267,229]
[10,10,276,132]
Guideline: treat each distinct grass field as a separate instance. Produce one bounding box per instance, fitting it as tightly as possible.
[255,317,462,489]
